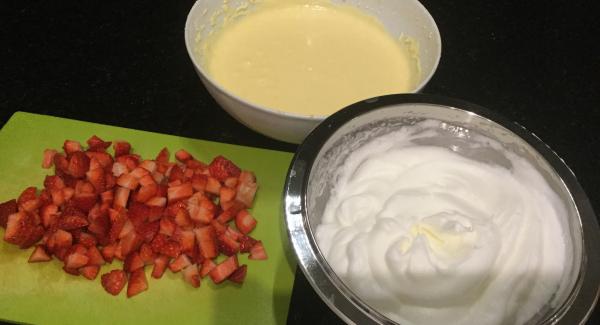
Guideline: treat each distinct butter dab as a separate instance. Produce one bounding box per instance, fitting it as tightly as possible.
[199,1,420,116]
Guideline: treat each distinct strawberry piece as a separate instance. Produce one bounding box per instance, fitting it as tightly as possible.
[168,254,191,273]
[58,214,88,230]
[179,230,196,254]
[165,200,187,218]
[86,245,106,266]
[113,187,130,209]
[205,177,221,195]
[224,226,242,241]
[224,177,238,188]
[4,211,43,248]
[161,241,181,258]
[209,255,239,284]
[217,234,240,256]
[28,245,52,263]
[200,259,216,278]
[135,183,158,203]
[124,252,145,273]
[86,151,114,170]
[215,202,244,224]
[120,231,143,257]
[136,220,160,243]
[249,241,268,260]
[167,183,193,203]
[42,149,57,169]
[113,141,131,157]
[101,244,117,263]
[117,154,141,171]
[191,174,207,192]
[239,235,259,253]
[86,135,112,152]
[118,220,134,240]
[151,233,181,258]
[127,269,148,298]
[63,266,80,276]
[228,264,247,284]
[67,151,90,178]
[175,149,193,163]
[100,190,114,205]
[71,192,97,213]
[182,264,201,288]
[146,196,167,207]
[187,193,216,224]
[112,162,128,177]
[63,140,82,155]
[65,252,90,269]
[80,265,100,280]
[174,208,193,228]
[18,186,38,206]
[86,168,106,193]
[194,226,218,259]
[76,232,98,248]
[159,217,176,236]
[0,199,18,228]
[151,255,169,279]
[54,153,70,175]
[235,210,257,235]
[48,228,73,251]
[236,171,257,208]
[219,186,236,205]
[169,165,185,183]
[127,203,149,228]
[211,219,227,236]
[208,156,241,181]
[139,243,155,265]
[139,160,157,173]
[44,175,66,191]
[101,270,127,296]
[116,173,139,190]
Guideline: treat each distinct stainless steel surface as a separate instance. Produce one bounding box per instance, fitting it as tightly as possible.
[283,94,600,324]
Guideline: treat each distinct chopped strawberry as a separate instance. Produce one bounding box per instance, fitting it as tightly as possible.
[113,141,131,157]
[224,177,238,188]
[194,226,218,259]
[168,254,191,273]
[101,244,117,263]
[182,264,201,288]
[17,186,38,206]
[175,149,194,163]
[159,217,176,237]
[135,183,157,203]
[113,187,130,209]
[205,177,221,195]
[120,231,143,257]
[209,255,239,284]
[127,269,148,298]
[136,220,160,243]
[139,243,155,265]
[76,232,98,248]
[4,212,44,248]
[42,149,57,168]
[112,162,128,177]
[124,252,145,273]
[211,219,227,236]
[228,264,247,284]
[65,252,90,269]
[67,151,90,178]
[101,269,127,296]
[249,241,268,260]
[169,165,185,183]
[199,259,216,278]
[0,199,18,228]
[86,135,112,152]
[151,233,181,258]
[63,140,82,155]
[116,173,139,190]
[187,193,216,224]
[239,235,259,253]
[219,186,236,205]
[44,175,66,191]
[28,245,52,263]
[235,210,257,235]
[86,151,114,170]
[179,230,196,254]
[58,214,88,230]
[63,266,80,276]
[151,255,169,279]
[86,168,106,193]
[236,171,258,208]
[146,196,167,207]
[224,226,243,241]
[167,183,193,203]
[174,208,193,228]
[208,156,241,181]
[51,190,66,207]
[129,167,149,180]
[217,234,240,256]
[139,160,157,173]
[215,202,244,224]
[80,265,100,280]
[86,245,105,266]
[71,192,97,213]
[117,154,140,171]
[48,229,73,251]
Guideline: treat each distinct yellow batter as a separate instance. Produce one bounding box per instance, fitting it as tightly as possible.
[200,1,419,116]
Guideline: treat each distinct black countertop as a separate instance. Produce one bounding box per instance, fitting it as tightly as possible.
[1,0,598,324]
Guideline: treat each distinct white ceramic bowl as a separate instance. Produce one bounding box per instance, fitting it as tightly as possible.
[184,0,442,143]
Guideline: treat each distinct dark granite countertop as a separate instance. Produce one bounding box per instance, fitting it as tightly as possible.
[1,0,598,324]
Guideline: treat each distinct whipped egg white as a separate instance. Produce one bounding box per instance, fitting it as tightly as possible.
[315,120,568,325]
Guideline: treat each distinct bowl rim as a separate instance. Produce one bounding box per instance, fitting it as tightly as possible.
[283,93,600,324]
[183,0,442,122]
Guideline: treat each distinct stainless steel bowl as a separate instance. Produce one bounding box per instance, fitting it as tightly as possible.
[283,94,600,324]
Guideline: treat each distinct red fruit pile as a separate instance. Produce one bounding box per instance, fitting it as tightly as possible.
[0,135,268,298]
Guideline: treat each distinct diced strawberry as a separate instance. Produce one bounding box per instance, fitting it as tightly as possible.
[174,208,193,228]
[236,171,258,208]
[211,219,227,236]
[86,168,106,193]
[86,135,112,152]
[80,265,100,280]
[18,186,38,206]
[116,173,139,190]
[124,252,145,273]
[217,233,240,256]
[86,151,114,170]
[113,187,130,209]
[182,264,201,288]
[119,220,135,240]
[129,167,149,180]
[249,241,268,260]
[86,245,105,266]
[4,212,43,248]
[44,175,66,191]
[139,160,157,173]
[191,174,207,192]
[199,259,216,278]
[76,232,98,248]
[168,254,191,273]
[63,140,82,155]
[235,210,257,235]
[112,162,128,177]
[159,217,176,237]
[58,214,88,230]
[175,149,193,163]
[165,200,187,218]
[205,177,221,195]
[179,230,195,253]
[219,186,236,205]
[208,156,241,181]
[154,147,169,164]
[54,153,70,175]
[63,266,80,276]
[120,231,143,257]
[67,151,90,178]
[113,141,131,157]
[194,226,217,259]
[71,192,97,213]
[100,190,114,205]
[151,255,169,279]
[228,264,247,284]
[146,196,167,207]
[42,149,57,168]
[101,244,117,263]
[168,165,185,183]
[151,233,181,258]
[117,154,141,171]
[105,172,116,190]
[239,235,259,253]
[161,241,181,258]
[224,226,243,241]
[48,228,73,251]
[187,193,215,224]
[138,174,156,187]
[62,187,75,201]
[167,183,193,203]
[215,202,244,224]
[209,255,239,284]
[139,243,155,265]
[183,168,194,179]
[28,245,52,263]
[224,177,238,188]
[0,199,18,228]
[65,252,90,269]
[127,269,148,298]
[136,220,159,243]
[101,269,127,296]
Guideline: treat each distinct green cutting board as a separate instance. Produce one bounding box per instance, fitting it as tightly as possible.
[0,112,296,325]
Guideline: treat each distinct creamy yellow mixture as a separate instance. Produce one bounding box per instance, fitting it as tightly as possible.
[199,1,419,116]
